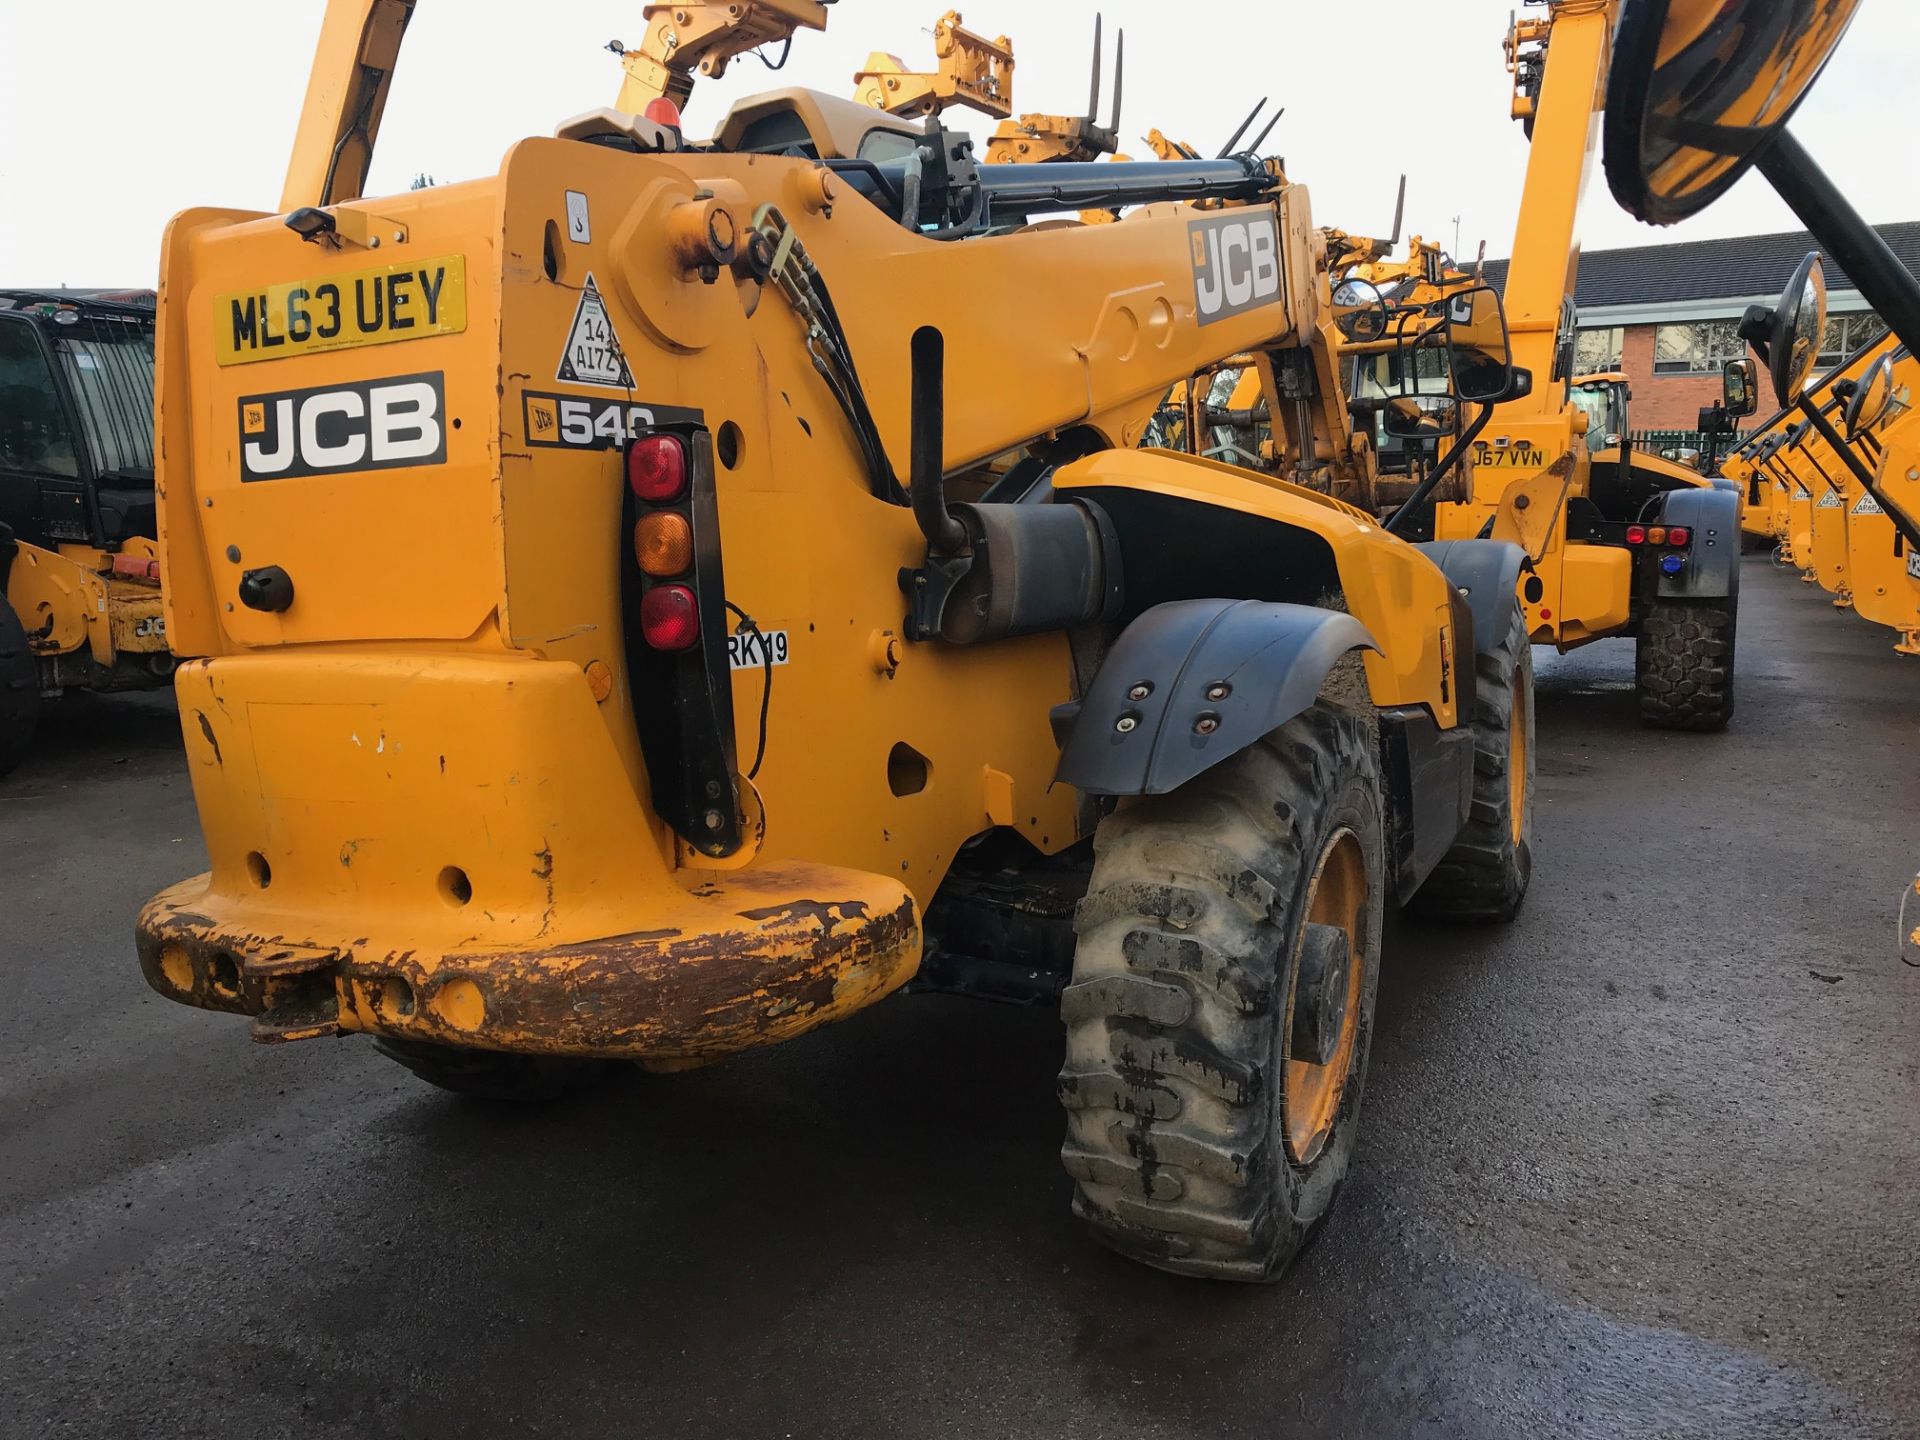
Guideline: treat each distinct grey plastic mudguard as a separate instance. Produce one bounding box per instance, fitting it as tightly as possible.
[1412,539,1528,655]
[1654,486,1742,599]
[1053,599,1379,797]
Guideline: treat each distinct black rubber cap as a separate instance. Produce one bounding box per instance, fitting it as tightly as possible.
[238,566,294,614]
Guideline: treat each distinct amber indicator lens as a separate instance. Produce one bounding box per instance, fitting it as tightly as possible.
[634,512,693,576]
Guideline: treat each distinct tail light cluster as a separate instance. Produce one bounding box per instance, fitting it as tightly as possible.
[627,436,700,651]
[619,427,742,857]
[1625,525,1690,547]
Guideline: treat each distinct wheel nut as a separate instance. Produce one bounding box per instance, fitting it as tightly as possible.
[1115,715,1138,734]
[1127,682,1153,701]
[1205,683,1231,701]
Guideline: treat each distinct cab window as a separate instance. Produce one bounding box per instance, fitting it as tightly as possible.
[0,319,79,477]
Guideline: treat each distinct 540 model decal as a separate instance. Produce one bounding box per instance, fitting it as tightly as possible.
[524,391,701,450]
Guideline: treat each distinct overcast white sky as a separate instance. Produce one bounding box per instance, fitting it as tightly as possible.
[3,1,1916,286]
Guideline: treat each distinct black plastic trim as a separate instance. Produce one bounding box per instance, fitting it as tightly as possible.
[620,426,742,856]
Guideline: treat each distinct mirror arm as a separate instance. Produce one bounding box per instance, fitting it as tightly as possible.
[1757,131,1920,360]
[1384,402,1494,537]
[1797,397,1920,551]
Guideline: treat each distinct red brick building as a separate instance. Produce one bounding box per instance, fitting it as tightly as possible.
[1484,222,1920,433]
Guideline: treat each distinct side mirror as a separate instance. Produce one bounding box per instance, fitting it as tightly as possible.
[1844,352,1899,442]
[1382,395,1459,440]
[1603,0,1865,225]
[1722,358,1759,418]
[1769,252,1828,408]
[1331,277,1390,344]
[1445,285,1517,403]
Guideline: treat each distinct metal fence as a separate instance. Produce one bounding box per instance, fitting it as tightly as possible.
[1630,428,1751,457]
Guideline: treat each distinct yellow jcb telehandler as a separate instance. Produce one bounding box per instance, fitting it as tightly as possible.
[135,0,1539,1284]
[1424,0,1746,733]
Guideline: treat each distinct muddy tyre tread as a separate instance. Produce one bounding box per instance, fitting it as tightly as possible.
[1407,607,1534,922]
[1637,597,1736,732]
[374,1037,615,1103]
[0,594,40,780]
[1059,704,1383,1283]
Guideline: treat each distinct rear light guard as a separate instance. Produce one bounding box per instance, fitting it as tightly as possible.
[620,426,743,857]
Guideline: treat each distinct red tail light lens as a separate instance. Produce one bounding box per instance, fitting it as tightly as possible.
[639,584,700,651]
[628,436,688,503]
[1667,526,1691,547]
[1625,524,1647,545]
[643,97,684,129]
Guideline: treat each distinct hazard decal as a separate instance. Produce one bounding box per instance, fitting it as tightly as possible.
[556,272,634,390]
[1817,491,1844,510]
[1794,483,1813,499]
[1852,492,1885,516]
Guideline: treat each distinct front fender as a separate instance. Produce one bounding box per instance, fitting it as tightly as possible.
[1053,599,1379,797]
[1413,539,1528,656]
[1655,487,1742,599]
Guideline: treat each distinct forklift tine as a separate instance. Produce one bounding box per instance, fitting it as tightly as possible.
[1109,29,1125,133]
[1390,174,1407,247]
[1217,97,1266,158]
[1247,105,1284,155]
[1087,14,1103,124]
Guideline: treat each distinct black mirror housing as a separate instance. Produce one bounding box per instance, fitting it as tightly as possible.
[1603,0,1864,226]
[1721,358,1759,418]
[1769,252,1828,408]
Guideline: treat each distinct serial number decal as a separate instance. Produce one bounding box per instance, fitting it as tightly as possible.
[556,273,635,389]
[1816,490,1844,510]
[1908,550,1920,581]
[215,255,466,366]
[1189,211,1282,326]
[239,372,446,482]
[133,616,166,639]
[522,391,702,450]
[1473,442,1551,469]
[1852,492,1885,516]
[728,629,789,671]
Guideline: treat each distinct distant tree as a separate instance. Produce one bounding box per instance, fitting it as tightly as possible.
[410,173,438,190]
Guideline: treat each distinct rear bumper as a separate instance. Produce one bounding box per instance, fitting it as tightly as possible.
[139,651,921,1060]
[137,862,921,1061]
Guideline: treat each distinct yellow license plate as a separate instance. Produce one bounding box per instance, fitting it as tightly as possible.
[1473,443,1553,469]
[214,255,466,366]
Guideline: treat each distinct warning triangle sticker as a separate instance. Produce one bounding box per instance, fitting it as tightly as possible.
[1795,483,1813,499]
[556,272,635,390]
[1852,492,1885,516]
[1817,490,1843,509]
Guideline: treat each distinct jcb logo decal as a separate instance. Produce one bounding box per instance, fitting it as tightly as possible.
[1189,212,1282,325]
[238,372,447,482]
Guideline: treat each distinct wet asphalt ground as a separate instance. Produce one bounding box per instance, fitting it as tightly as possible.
[3,553,1916,1440]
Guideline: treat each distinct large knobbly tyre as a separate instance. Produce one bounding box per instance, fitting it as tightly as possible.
[1637,596,1737,732]
[374,1037,616,1103]
[1408,608,1534,922]
[0,594,40,780]
[1058,702,1385,1282]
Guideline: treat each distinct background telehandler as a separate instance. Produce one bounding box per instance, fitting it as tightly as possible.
[134,0,1539,1284]
[1422,0,1744,734]
[0,291,172,776]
